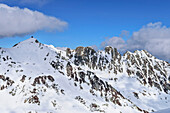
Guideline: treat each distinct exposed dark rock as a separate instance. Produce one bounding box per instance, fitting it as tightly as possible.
[0,75,14,90]
[32,75,54,86]
[66,48,73,58]
[20,75,26,82]
[47,75,55,82]
[136,71,143,79]
[133,92,139,99]
[66,62,73,76]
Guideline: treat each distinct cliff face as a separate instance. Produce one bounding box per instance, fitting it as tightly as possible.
[67,45,170,93]
[0,38,169,113]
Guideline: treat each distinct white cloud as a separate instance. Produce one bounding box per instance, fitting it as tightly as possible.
[101,22,170,61]
[100,37,126,52]
[0,4,68,38]
[119,30,129,39]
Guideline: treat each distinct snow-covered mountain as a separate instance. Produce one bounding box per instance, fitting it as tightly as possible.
[0,37,170,113]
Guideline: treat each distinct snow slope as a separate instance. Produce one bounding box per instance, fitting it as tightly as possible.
[153,108,170,113]
[0,37,170,113]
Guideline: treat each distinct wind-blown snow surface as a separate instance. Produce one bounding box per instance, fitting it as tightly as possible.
[0,38,170,113]
[153,108,170,113]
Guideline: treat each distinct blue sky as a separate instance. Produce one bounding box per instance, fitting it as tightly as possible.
[0,0,170,61]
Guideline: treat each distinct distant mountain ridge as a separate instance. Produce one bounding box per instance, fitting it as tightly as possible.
[0,37,170,113]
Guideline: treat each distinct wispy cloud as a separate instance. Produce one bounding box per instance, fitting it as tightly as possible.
[0,4,68,38]
[101,22,170,61]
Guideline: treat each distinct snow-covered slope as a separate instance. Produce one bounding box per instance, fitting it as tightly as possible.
[153,108,170,113]
[0,37,169,113]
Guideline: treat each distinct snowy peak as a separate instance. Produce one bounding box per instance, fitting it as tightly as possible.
[124,49,170,93]
[0,38,170,113]
[13,37,41,48]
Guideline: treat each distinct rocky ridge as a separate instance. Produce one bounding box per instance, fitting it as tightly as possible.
[0,37,169,113]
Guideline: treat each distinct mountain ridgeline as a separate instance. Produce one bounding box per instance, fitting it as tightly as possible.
[0,38,170,113]
[65,46,170,93]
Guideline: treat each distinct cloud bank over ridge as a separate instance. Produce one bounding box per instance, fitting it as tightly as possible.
[101,22,170,62]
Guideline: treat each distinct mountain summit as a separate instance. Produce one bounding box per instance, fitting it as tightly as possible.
[0,38,170,113]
